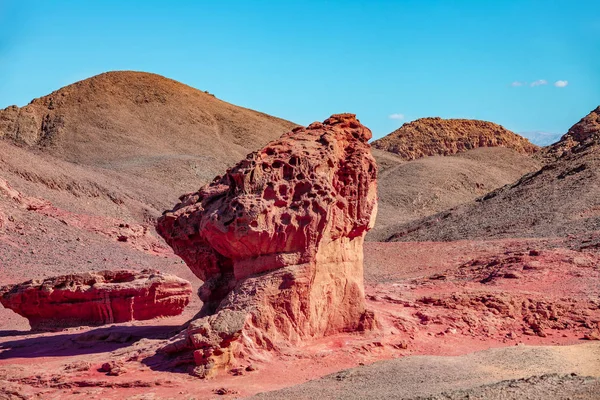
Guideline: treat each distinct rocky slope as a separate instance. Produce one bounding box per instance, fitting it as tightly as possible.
[372,117,538,160]
[539,106,600,161]
[368,147,540,241]
[0,71,297,225]
[387,106,600,242]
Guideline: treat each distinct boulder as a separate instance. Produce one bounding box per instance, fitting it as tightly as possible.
[0,269,192,330]
[156,113,378,377]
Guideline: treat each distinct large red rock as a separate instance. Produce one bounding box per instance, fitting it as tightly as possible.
[156,113,378,377]
[0,269,192,330]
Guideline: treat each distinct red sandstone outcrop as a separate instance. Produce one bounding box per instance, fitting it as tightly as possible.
[372,117,538,160]
[156,113,378,377]
[0,270,192,330]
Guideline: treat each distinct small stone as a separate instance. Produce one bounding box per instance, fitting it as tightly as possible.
[99,361,127,376]
[583,329,600,340]
[213,388,239,395]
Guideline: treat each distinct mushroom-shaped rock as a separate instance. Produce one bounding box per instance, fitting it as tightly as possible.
[0,270,192,331]
[156,114,378,377]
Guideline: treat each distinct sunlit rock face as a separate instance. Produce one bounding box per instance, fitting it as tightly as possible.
[0,270,192,331]
[156,113,378,377]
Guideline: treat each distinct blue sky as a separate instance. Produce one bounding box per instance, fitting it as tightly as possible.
[0,1,598,143]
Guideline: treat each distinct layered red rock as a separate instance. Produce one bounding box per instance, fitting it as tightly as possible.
[372,117,538,160]
[0,270,192,331]
[156,113,378,377]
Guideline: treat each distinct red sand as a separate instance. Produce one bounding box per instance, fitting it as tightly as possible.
[2,238,598,398]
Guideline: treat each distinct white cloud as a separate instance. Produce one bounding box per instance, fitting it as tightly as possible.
[389,113,405,120]
[511,81,524,87]
[554,80,568,88]
[530,79,548,87]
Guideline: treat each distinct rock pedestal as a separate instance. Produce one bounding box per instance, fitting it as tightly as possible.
[156,114,378,377]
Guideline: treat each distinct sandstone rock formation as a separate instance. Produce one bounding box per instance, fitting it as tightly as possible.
[372,117,538,160]
[0,270,192,330]
[156,113,378,377]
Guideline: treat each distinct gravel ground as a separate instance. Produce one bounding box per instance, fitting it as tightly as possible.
[252,343,600,399]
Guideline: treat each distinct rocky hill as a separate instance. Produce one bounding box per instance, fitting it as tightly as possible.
[372,117,538,160]
[386,106,600,241]
[0,71,296,223]
[539,106,600,161]
[0,71,296,169]
[369,147,540,241]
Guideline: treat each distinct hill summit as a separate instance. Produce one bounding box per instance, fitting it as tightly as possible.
[0,71,296,182]
[0,71,296,226]
[541,106,600,159]
[372,117,538,160]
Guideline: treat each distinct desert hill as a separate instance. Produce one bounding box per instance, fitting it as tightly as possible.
[0,71,297,223]
[386,106,600,242]
[368,147,540,241]
[0,71,540,241]
[368,118,541,241]
[372,117,538,160]
[538,106,600,161]
[0,71,296,169]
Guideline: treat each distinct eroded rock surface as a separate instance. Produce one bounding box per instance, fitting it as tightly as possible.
[0,270,192,330]
[156,113,378,377]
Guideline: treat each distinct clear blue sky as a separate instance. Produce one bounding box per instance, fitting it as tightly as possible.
[1,1,598,142]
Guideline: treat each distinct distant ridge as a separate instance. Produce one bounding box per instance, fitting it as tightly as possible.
[372,117,538,160]
[385,106,600,242]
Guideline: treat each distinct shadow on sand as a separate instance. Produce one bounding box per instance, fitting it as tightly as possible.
[0,323,184,360]
[0,330,33,338]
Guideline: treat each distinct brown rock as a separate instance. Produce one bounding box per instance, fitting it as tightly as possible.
[542,106,600,159]
[583,329,600,340]
[156,113,378,376]
[100,361,127,376]
[372,117,538,160]
[0,269,191,330]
